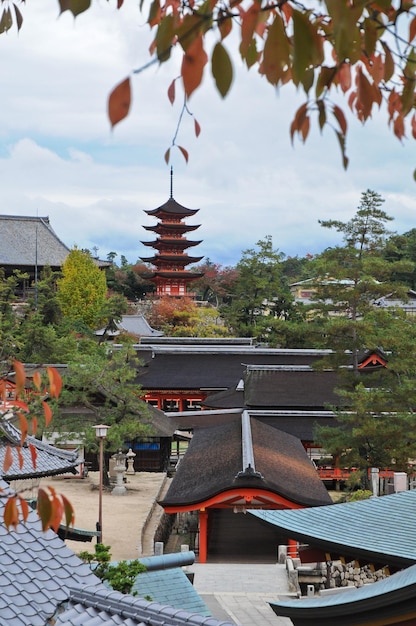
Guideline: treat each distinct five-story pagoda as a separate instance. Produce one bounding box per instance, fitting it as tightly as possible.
[140,173,204,297]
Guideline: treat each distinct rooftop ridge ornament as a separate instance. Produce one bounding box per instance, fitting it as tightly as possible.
[170,166,173,199]
[235,410,264,480]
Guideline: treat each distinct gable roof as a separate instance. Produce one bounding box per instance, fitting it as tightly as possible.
[0,215,70,268]
[0,415,80,480]
[250,489,416,568]
[160,414,332,509]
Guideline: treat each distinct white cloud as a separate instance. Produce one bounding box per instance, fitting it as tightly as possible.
[0,1,414,268]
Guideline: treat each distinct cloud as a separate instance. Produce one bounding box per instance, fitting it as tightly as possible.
[0,1,414,269]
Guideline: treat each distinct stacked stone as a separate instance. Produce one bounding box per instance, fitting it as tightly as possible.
[321,560,389,589]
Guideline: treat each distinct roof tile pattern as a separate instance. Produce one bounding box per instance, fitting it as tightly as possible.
[251,489,416,567]
[0,479,101,625]
[56,586,234,626]
[0,215,70,266]
[0,418,80,480]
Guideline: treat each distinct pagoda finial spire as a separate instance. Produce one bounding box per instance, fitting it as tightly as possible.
[170,166,173,199]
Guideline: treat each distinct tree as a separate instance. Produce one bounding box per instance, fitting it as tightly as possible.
[220,236,296,338]
[315,309,416,486]
[56,344,153,453]
[57,248,108,329]
[311,190,414,370]
[191,260,239,306]
[6,1,412,172]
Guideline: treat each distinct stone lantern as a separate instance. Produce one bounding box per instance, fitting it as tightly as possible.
[111,449,127,496]
[126,448,136,475]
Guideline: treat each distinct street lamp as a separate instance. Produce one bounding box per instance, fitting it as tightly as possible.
[94,424,109,544]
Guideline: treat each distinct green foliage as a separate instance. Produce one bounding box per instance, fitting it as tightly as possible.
[220,236,298,339]
[57,248,108,329]
[56,344,152,452]
[344,489,373,503]
[79,543,147,595]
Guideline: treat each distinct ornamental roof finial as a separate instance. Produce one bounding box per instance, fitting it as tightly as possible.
[170,166,173,199]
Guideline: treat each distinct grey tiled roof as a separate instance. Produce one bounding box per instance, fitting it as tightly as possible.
[96,315,163,338]
[251,489,416,568]
[0,478,101,625]
[0,479,234,626]
[132,563,210,617]
[270,562,416,625]
[56,585,235,626]
[0,417,80,480]
[0,215,70,267]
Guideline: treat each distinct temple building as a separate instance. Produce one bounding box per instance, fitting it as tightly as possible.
[140,172,204,297]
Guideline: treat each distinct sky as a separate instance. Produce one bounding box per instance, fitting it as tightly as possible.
[0,1,415,268]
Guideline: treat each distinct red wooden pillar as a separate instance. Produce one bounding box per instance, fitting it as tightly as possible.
[288,538,298,558]
[199,509,208,563]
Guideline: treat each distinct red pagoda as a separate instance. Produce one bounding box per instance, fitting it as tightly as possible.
[140,172,204,297]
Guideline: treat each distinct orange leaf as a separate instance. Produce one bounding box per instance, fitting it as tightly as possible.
[42,401,53,427]
[164,147,171,164]
[181,35,208,98]
[410,15,416,43]
[178,145,189,163]
[18,496,29,523]
[411,113,416,140]
[12,400,29,412]
[240,3,260,58]
[393,113,405,141]
[16,446,23,470]
[37,488,52,531]
[4,497,18,530]
[31,416,38,436]
[332,104,347,135]
[32,370,42,391]
[108,77,131,128]
[13,360,26,397]
[47,367,62,399]
[61,494,75,528]
[29,443,37,470]
[167,78,176,105]
[194,118,201,137]
[17,412,28,446]
[337,62,351,93]
[49,494,63,532]
[3,446,13,473]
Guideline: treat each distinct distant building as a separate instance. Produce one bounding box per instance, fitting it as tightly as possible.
[140,172,204,297]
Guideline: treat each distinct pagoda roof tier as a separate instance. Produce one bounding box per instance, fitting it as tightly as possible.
[144,197,199,218]
[141,239,202,250]
[143,270,204,280]
[143,223,200,234]
[140,254,204,264]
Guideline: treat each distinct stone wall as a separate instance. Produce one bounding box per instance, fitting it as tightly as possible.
[296,559,389,593]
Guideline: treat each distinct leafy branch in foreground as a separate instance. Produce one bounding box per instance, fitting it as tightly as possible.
[2,2,416,173]
[1,361,74,532]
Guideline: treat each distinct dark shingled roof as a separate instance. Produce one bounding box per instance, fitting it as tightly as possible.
[0,215,70,267]
[144,197,199,217]
[160,416,332,509]
[243,365,343,408]
[251,489,416,568]
[0,416,80,480]
[135,349,331,391]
